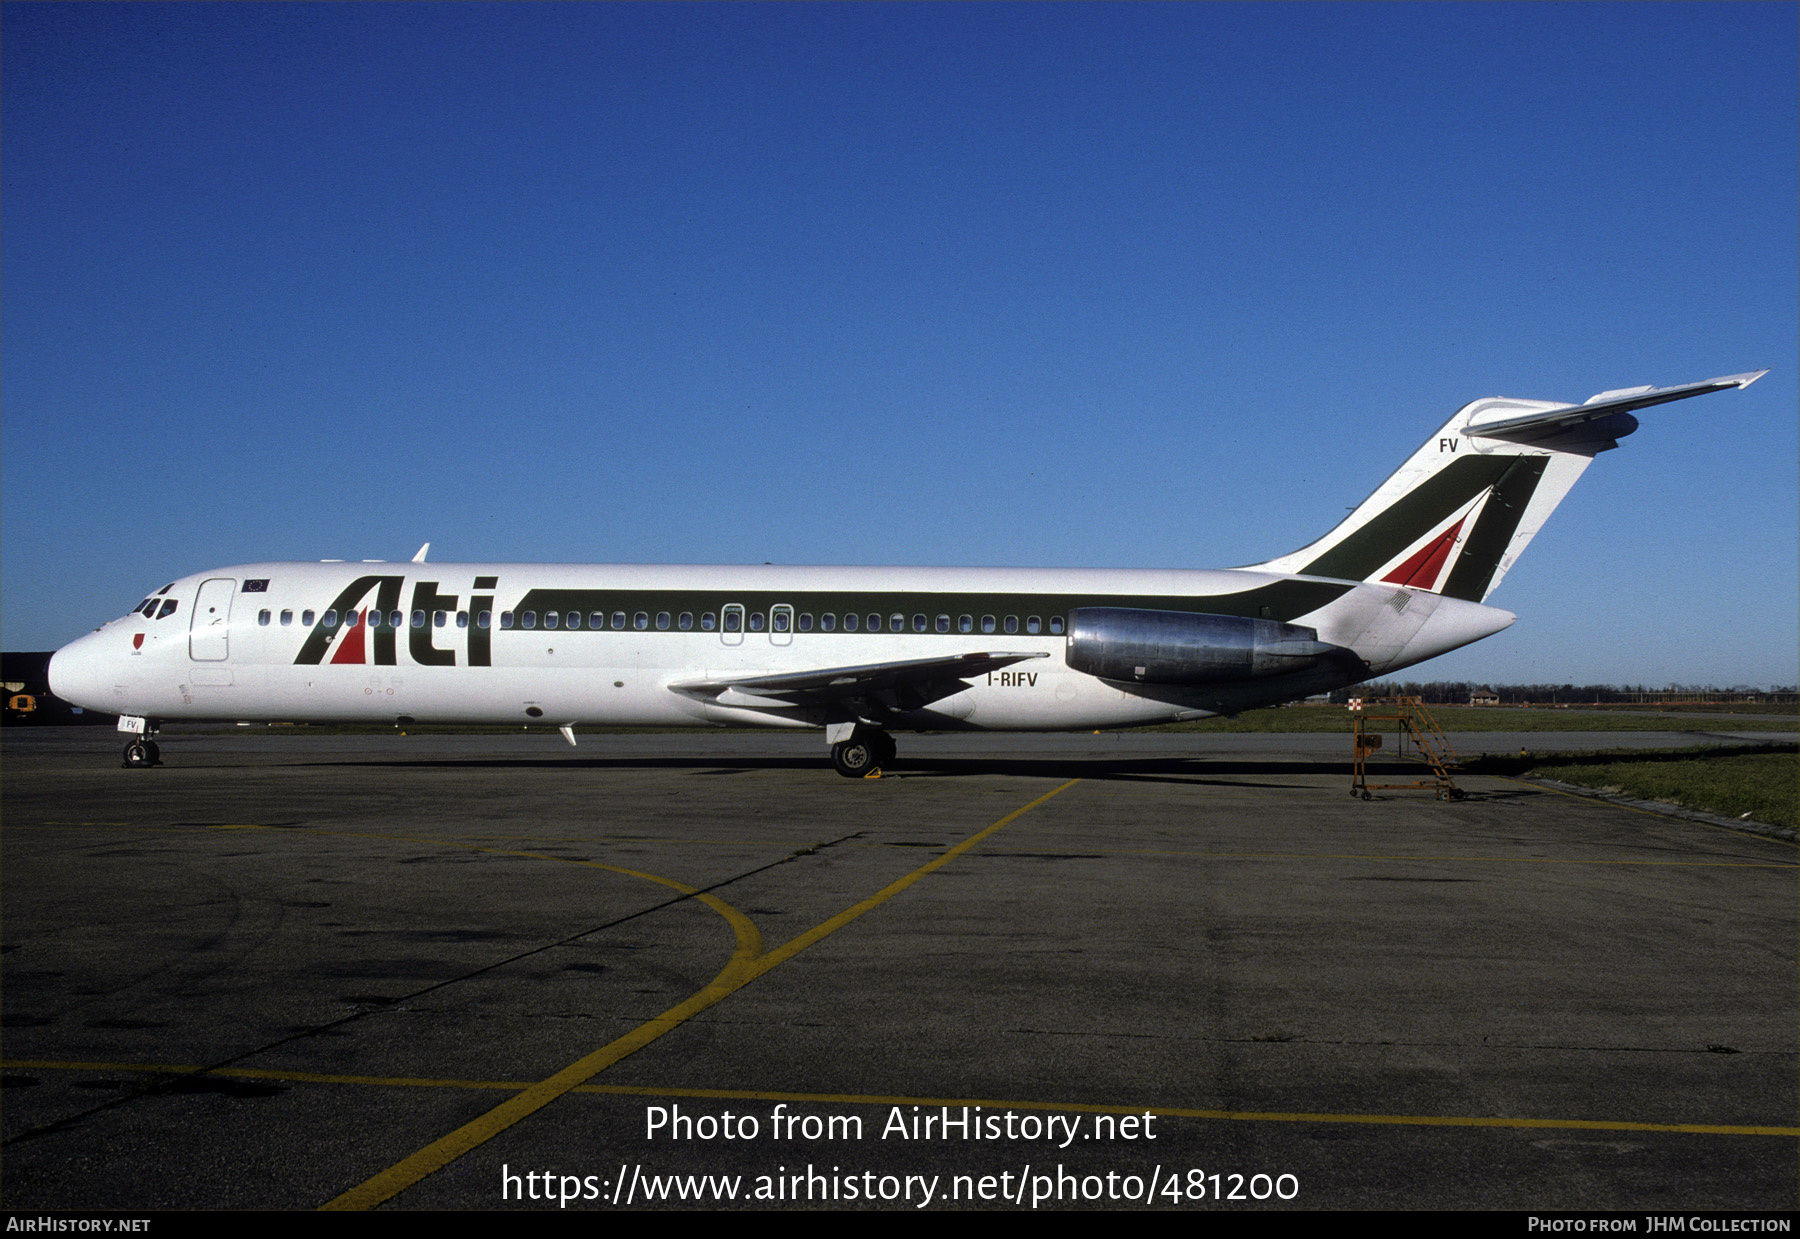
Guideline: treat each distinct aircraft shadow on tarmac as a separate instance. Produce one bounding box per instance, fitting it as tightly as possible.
[289,753,1462,789]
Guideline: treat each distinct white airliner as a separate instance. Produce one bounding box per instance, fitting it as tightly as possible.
[49,371,1765,776]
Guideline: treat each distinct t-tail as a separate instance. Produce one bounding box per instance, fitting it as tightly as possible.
[1249,371,1767,602]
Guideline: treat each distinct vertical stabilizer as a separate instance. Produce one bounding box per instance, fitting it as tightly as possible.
[1247,371,1765,603]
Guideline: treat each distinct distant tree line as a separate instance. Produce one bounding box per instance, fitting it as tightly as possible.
[1325,682,1799,705]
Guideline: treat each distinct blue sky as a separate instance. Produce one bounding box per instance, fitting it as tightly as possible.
[4,2,1795,685]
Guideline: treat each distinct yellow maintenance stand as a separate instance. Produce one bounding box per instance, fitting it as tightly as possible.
[1348,696,1465,801]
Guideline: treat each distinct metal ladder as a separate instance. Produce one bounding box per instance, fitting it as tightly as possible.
[1348,696,1465,801]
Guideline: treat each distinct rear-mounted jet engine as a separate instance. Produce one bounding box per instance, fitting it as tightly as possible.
[1066,607,1345,685]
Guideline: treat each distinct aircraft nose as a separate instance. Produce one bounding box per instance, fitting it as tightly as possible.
[48,633,111,711]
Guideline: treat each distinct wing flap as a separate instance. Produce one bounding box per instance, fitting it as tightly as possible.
[671,650,1050,705]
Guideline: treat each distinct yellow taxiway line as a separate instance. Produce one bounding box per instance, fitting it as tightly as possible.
[319,778,1083,1210]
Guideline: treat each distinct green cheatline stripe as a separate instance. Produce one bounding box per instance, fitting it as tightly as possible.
[317,779,1083,1211]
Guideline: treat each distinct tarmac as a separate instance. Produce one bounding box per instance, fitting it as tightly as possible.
[2,728,1794,1210]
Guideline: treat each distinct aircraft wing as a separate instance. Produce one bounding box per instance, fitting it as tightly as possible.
[1465,370,1766,441]
[670,650,1050,707]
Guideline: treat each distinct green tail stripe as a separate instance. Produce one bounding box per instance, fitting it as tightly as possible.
[1301,455,1516,583]
[1439,456,1547,601]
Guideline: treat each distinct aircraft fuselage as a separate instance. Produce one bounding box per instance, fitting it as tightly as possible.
[48,559,1512,735]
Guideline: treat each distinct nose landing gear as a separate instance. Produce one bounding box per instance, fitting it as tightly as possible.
[119,715,162,768]
[830,728,896,779]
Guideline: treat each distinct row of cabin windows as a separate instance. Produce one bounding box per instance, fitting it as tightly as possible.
[258,608,473,630]
[497,610,1062,634]
[255,607,1066,636]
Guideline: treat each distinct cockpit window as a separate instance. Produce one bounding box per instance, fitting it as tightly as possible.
[156,599,178,619]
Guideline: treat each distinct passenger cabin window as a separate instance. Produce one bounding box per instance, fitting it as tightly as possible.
[656,612,670,630]
[958,615,973,633]
[1050,616,1064,635]
[798,614,813,632]
[820,613,836,632]
[843,613,859,632]
[700,612,716,631]
[566,612,581,629]
[412,610,427,629]
[748,612,765,632]
[477,611,491,628]
[1004,616,1018,634]
[522,612,538,629]
[324,610,340,627]
[888,613,903,633]
[611,612,626,630]
[456,611,468,628]
[634,612,649,630]
[911,614,926,633]
[500,611,514,628]
[590,612,605,630]
[281,610,294,626]
[679,612,693,630]
[772,610,790,633]
[724,608,742,633]
[936,615,950,633]
[1027,616,1041,634]
[544,612,559,629]
[981,615,995,634]
[389,610,403,629]
[302,610,315,626]
[258,610,271,626]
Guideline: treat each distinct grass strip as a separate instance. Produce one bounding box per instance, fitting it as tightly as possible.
[1141,707,1797,733]
[1465,744,1797,828]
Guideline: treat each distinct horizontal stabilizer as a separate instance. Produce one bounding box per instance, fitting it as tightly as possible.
[671,650,1049,705]
[1465,370,1766,442]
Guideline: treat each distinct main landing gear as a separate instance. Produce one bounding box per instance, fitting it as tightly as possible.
[830,728,896,779]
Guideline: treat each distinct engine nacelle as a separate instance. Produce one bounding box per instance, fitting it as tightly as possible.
[1066,607,1340,686]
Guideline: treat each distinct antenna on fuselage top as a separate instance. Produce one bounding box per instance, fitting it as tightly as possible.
[412,543,430,563]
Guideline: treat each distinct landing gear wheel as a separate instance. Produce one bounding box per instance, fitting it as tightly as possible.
[1361,790,1372,801]
[123,740,151,768]
[1449,788,1466,801]
[831,737,880,779]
